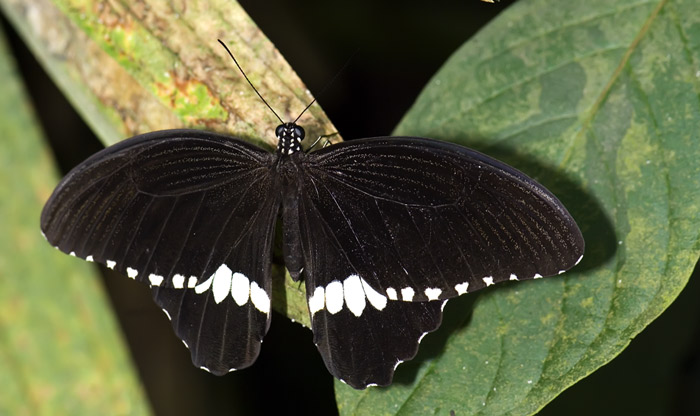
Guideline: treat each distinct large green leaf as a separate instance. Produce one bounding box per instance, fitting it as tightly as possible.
[0,25,150,415]
[337,0,700,414]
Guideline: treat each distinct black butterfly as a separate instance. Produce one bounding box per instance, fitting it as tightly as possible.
[40,43,584,390]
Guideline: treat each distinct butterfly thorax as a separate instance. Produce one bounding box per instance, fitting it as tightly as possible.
[275,122,304,155]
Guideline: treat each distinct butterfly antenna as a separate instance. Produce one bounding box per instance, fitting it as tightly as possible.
[309,132,339,150]
[292,49,359,124]
[218,39,284,124]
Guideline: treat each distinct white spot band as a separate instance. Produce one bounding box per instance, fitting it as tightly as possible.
[190,264,270,314]
[309,275,388,317]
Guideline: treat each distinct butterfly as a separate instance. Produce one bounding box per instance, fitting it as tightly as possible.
[40,41,584,389]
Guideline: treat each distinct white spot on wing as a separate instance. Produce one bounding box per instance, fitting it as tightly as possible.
[509,273,518,281]
[361,278,387,310]
[455,282,469,295]
[161,308,171,321]
[187,276,198,288]
[172,274,185,289]
[483,276,494,286]
[401,287,415,301]
[575,255,583,265]
[308,287,325,316]
[250,281,270,314]
[69,251,76,257]
[386,287,398,300]
[533,273,543,279]
[424,288,442,301]
[85,255,94,262]
[148,273,163,286]
[212,264,233,304]
[194,275,214,294]
[230,272,250,306]
[343,275,366,317]
[325,280,344,314]
[127,267,138,279]
[106,260,116,269]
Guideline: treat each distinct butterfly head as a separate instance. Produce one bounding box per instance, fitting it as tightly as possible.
[276,123,305,155]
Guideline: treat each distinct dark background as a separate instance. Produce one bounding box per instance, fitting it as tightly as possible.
[4,0,699,414]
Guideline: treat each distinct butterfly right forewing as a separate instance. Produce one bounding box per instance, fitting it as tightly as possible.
[297,136,583,301]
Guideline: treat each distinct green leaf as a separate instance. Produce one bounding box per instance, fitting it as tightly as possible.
[538,263,700,414]
[337,0,700,414]
[0,0,340,326]
[0,26,150,415]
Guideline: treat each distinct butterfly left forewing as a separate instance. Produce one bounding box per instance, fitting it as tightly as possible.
[41,129,281,373]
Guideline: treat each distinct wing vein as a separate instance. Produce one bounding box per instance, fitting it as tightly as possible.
[200,175,268,278]
[140,195,180,276]
[165,192,207,281]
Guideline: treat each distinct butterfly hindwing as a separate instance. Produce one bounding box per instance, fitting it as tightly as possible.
[290,183,445,388]
[41,129,281,371]
[151,282,270,374]
[309,294,445,388]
